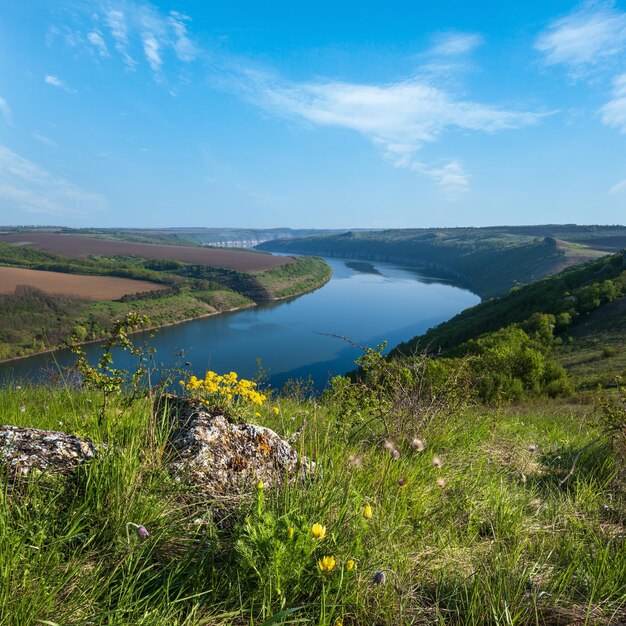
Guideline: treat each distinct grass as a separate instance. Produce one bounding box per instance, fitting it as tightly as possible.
[1,373,624,625]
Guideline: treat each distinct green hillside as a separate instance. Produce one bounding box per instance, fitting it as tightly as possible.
[257,225,621,297]
[394,250,626,397]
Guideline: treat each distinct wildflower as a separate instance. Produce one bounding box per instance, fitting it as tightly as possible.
[334,619,344,626]
[346,559,356,571]
[432,455,443,468]
[288,526,295,539]
[318,555,336,572]
[257,480,265,490]
[134,524,150,539]
[411,438,425,451]
[363,504,373,520]
[273,406,279,415]
[398,477,408,487]
[311,523,326,539]
[383,440,395,452]
[528,444,538,453]
[437,478,446,488]
[391,448,401,460]
[372,570,386,586]
[255,412,261,418]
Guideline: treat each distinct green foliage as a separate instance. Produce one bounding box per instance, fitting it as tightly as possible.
[459,326,572,403]
[400,251,626,355]
[71,312,154,426]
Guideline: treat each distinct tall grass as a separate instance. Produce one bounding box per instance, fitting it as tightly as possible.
[0,383,624,625]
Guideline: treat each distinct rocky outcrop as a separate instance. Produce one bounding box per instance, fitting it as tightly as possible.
[1,398,311,495]
[0,426,97,478]
[164,397,313,495]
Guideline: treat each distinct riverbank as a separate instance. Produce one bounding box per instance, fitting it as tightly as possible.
[0,261,333,366]
[0,257,477,388]
[0,254,332,363]
[257,226,613,298]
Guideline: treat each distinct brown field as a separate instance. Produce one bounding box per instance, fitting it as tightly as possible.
[0,266,167,300]
[0,233,292,271]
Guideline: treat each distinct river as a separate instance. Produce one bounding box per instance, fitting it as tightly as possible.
[0,257,480,390]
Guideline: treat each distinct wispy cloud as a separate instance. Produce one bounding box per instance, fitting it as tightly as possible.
[600,72,626,131]
[105,8,136,68]
[609,177,626,194]
[0,97,12,126]
[536,1,626,78]
[30,132,58,147]
[537,3,626,135]
[415,160,470,199]
[87,30,110,57]
[57,1,199,81]
[430,32,484,57]
[44,74,75,93]
[235,68,541,196]
[0,145,107,217]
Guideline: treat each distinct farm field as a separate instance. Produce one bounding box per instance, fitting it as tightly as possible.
[0,266,166,300]
[0,233,292,272]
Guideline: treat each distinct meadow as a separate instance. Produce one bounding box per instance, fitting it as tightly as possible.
[1,343,624,625]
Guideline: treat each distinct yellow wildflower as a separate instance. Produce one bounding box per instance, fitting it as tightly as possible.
[311,523,326,539]
[334,619,344,626]
[346,559,356,571]
[318,555,336,572]
[363,504,372,520]
[287,526,294,539]
[272,406,279,415]
[257,480,264,490]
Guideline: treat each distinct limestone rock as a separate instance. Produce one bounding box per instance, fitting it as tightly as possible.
[0,425,97,478]
[164,397,313,495]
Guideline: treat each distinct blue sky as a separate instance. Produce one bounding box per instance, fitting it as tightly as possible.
[1,0,626,228]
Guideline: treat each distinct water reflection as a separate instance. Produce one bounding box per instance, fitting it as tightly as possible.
[0,257,479,390]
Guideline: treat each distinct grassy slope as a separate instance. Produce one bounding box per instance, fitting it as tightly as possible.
[0,380,624,625]
[257,226,619,298]
[394,251,626,392]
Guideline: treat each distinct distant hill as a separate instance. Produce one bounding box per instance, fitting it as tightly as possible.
[0,226,352,250]
[256,225,625,297]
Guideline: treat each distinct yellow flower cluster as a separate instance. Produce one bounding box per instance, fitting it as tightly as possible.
[184,371,267,406]
[318,555,336,572]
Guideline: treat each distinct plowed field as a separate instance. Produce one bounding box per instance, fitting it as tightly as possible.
[0,233,292,271]
[0,266,166,300]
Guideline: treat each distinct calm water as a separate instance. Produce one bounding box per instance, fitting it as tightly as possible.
[0,257,479,390]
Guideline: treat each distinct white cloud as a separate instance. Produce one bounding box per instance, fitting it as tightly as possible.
[0,145,107,217]
[430,32,484,56]
[236,69,541,196]
[536,1,626,77]
[414,160,470,198]
[168,11,197,62]
[141,33,162,72]
[44,74,76,94]
[600,72,626,131]
[0,96,12,125]
[87,30,110,56]
[609,178,626,194]
[98,2,197,79]
[105,9,136,69]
